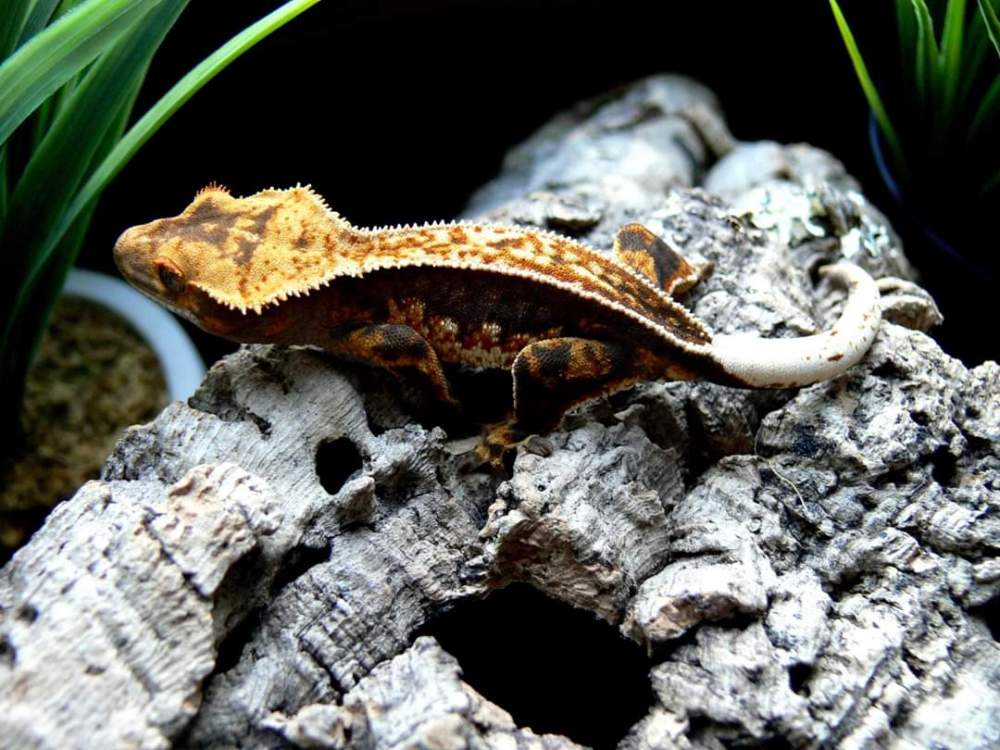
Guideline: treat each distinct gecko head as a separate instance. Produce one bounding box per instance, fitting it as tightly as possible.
[113,184,248,332]
[114,184,351,332]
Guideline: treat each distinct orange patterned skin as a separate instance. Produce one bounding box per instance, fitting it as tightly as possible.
[113,185,878,471]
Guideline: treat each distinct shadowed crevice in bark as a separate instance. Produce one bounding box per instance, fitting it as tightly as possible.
[420,584,654,750]
[315,437,363,495]
[213,607,263,677]
[970,598,1000,642]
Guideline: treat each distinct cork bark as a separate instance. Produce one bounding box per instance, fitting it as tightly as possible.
[1,75,997,750]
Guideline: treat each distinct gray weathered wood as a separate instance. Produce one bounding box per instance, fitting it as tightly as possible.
[2,74,997,749]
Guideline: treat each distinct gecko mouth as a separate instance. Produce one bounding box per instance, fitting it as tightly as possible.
[131,282,194,322]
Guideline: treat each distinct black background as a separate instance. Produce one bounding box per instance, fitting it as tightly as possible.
[73,4,990,745]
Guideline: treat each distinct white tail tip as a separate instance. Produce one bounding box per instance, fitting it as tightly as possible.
[711,262,881,388]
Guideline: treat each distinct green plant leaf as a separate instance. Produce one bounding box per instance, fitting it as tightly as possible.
[911,0,941,104]
[957,1,995,106]
[969,71,1000,137]
[2,2,185,348]
[940,0,966,113]
[969,2,1000,139]
[4,0,189,285]
[20,0,323,296]
[897,0,920,111]
[979,0,1000,56]
[45,1,107,110]
[0,0,162,149]
[897,0,919,65]
[0,2,187,429]
[829,0,906,168]
[1,0,324,429]
[17,1,65,47]
[0,73,141,438]
[0,1,33,60]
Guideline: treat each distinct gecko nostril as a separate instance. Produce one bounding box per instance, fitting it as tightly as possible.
[315,437,363,494]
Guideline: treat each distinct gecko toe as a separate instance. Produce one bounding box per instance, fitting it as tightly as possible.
[523,435,553,457]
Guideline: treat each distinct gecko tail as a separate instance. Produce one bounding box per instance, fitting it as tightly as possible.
[710,262,882,388]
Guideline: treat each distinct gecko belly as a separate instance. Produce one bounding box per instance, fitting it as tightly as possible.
[347,266,635,370]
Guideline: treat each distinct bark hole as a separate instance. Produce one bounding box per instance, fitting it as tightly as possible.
[213,608,262,676]
[970,598,1000,642]
[788,662,813,696]
[315,437,363,494]
[930,446,958,486]
[420,584,653,750]
[0,635,15,668]
[15,604,38,624]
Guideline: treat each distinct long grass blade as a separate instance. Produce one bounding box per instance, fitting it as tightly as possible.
[940,0,966,113]
[0,0,189,393]
[2,0,324,404]
[970,2,1000,138]
[911,0,941,103]
[28,96,56,149]
[969,72,1000,137]
[910,0,948,147]
[0,1,33,60]
[897,0,919,67]
[979,0,1000,56]
[897,0,920,113]
[0,1,36,219]
[957,1,994,107]
[28,0,324,284]
[2,73,143,435]
[17,0,64,47]
[5,1,189,280]
[829,0,906,168]
[0,0,162,149]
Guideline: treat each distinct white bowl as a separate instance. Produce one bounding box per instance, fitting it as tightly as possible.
[63,269,205,401]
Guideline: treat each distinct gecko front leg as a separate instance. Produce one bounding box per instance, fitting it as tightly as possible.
[326,323,461,412]
[476,337,639,472]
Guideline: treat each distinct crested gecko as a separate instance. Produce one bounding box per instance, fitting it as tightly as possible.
[114,185,881,470]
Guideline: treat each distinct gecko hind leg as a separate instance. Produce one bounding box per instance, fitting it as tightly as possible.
[613,224,709,297]
[326,323,461,414]
[475,337,639,473]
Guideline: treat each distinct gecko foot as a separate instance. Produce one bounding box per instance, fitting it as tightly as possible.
[460,423,550,477]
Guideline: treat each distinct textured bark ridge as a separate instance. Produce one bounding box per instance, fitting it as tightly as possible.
[2,75,997,749]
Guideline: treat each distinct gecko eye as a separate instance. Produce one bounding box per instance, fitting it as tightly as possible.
[155,260,187,294]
